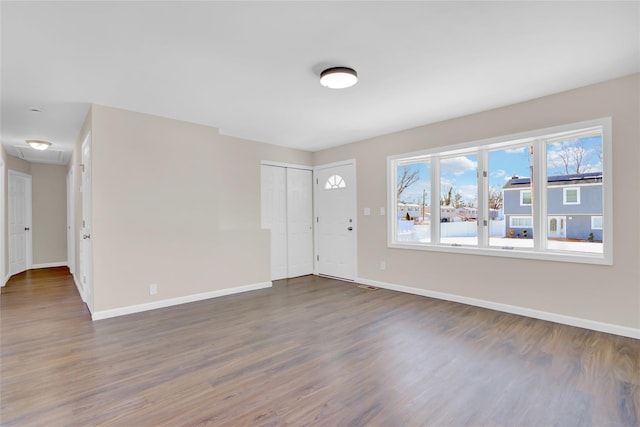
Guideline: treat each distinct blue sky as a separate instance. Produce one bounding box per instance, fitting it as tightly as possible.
[398,136,602,206]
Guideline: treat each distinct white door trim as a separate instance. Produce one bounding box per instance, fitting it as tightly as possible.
[260,160,313,171]
[66,168,75,278]
[313,159,357,280]
[8,170,33,276]
[0,160,5,286]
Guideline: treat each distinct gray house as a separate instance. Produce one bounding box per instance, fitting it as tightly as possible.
[503,172,603,241]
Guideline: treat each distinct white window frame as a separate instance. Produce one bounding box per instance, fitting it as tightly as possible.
[509,216,533,228]
[387,117,612,265]
[520,190,532,206]
[563,187,581,205]
[591,215,603,230]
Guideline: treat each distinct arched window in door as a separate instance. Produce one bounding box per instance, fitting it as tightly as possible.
[324,174,346,190]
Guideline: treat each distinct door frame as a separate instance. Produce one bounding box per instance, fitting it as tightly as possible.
[313,159,357,279]
[8,170,33,276]
[66,168,75,278]
[0,159,5,286]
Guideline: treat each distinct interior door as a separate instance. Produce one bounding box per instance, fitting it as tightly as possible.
[8,171,32,276]
[261,165,288,280]
[80,133,94,311]
[66,168,75,277]
[286,168,313,277]
[316,162,356,281]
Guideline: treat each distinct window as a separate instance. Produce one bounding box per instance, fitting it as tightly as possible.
[324,174,346,190]
[520,190,532,205]
[388,118,611,264]
[509,216,532,228]
[563,188,580,205]
[591,216,603,230]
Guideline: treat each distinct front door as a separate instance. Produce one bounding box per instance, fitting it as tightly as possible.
[548,216,566,238]
[8,171,32,276]
[316,162,356,281]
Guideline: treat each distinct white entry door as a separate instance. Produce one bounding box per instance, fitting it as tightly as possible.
[316,162,356,281]
[80,133,94,311]
[286,168,313,277]
[8,171,32,276]
[548,216,566,238]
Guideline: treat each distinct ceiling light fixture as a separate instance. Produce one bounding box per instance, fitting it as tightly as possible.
[26,140,52,150]
[320,67,358,89]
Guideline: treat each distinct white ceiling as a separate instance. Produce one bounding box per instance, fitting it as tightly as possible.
[2,1,639,165]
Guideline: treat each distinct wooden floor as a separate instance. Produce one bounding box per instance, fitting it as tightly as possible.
[1,268,638,426]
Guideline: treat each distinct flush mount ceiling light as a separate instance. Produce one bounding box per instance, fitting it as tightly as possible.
[320,67,358,89]
[26,140,52,150]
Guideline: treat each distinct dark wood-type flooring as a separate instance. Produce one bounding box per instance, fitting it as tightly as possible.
[1,267,639,426]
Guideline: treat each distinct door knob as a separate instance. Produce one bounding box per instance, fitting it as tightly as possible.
[83,234,91,240]
[24,227,30,231]
[348,227,353,231]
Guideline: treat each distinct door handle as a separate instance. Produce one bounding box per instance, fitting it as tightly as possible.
[24,227,30,231]
[347,227,353,231]
[83,234,91,240]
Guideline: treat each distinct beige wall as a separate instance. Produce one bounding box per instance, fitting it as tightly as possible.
[88,105,312,312]
[31,163,67,265]
[313,73,640,330]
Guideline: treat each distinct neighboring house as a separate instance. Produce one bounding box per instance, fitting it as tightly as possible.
[502,172,603,241]
[397,202,423,221]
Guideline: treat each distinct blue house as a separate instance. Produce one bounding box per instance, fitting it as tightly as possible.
[502,172,603,241]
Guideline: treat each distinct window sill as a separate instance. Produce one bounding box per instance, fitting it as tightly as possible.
[388,241,612,265]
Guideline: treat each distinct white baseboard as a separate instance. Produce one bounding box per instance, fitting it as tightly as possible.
[356,277,640,340]
[32,262,68,269]
[73,275,86,302]
[91,281,272,321]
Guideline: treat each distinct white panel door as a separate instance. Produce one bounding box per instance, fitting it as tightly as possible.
[80,134,94,311]
[8,171,32,276]
[286,168,313,277]
[66,168,75,277]
[261,165,288,280]
[316,163,356,281]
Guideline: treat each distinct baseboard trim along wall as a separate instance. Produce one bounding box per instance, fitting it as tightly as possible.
[356,277,640,340]
[32,262,68,269]
[91,281,273,321]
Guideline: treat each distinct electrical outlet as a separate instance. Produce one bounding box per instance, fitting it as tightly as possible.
[364,207,371,216]
[149,283,158,295]
[380,261,386,270]
[379,207,385,216]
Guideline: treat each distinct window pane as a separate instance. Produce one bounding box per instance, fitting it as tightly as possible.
[396,162,431,243]
[440,154,477,246]
[489,145,534,248]
[546,134,603,253]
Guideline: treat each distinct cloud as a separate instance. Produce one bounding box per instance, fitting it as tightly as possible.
[492,169,506,178]
[505,147,527,154]
[440,156,477,176]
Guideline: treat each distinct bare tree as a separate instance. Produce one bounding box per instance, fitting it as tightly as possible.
[552,144,592,175]
[440,186,453,206]
[397,166,420,199]
[488,186,503,210]
[453,192,464,208]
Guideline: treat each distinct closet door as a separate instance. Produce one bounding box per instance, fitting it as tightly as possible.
[261,165,287,280]
[286,168,313,277]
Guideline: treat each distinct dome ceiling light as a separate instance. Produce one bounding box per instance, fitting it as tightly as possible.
[320,67,358,89]
[26,140,52,150]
